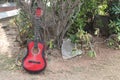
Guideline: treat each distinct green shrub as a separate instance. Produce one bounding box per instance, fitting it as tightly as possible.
[108,2,120,34]
[15,10,33,44]
[67,0,108,42]
[109,19,120,34]
[107,1,120,49]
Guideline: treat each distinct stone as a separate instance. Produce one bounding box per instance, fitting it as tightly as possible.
[61,39,82,59]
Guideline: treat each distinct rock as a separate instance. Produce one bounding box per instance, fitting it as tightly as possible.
[61,39,82,59]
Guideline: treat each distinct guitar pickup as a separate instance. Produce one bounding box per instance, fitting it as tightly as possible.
[28,60,41,64]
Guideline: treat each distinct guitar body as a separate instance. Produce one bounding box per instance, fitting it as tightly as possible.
[22,41,46,73]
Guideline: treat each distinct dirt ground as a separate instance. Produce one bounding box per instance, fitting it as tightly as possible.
[0,20,120,80]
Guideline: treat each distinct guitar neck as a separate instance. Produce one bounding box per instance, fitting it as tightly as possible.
[34,17,40,49]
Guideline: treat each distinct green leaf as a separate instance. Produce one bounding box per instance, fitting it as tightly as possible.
[88,50,96,57]
[117,35,120,41]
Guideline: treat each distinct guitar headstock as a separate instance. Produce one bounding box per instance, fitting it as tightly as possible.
[35,7,43,17]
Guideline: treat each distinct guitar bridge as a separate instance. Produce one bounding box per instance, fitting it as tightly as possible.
[28,60,41,64]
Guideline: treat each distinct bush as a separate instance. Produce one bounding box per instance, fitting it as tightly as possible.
[67,0,109,43]
[15,0,83,48]
[107,0,120,49]
[108,2,120,34]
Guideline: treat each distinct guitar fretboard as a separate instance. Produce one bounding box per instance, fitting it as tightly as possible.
[34,17,41,49]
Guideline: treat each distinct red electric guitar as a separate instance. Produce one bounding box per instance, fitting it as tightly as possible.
[22,7,46,73]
